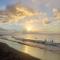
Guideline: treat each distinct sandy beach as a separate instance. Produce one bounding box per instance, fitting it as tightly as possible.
[0,42,40,60]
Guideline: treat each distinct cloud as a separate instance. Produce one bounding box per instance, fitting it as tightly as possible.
[45,0,60,9]
[0,1,60,33]
[0,4,38,23]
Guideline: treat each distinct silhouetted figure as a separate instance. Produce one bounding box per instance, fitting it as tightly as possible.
[0,42,40,60]
[51,40,53,43]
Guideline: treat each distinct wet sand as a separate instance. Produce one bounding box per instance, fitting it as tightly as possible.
[0,42,40,60]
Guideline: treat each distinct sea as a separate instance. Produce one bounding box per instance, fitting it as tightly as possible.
[0,33,60,60]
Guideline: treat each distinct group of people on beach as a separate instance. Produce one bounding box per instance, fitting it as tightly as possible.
[44,39,54,44]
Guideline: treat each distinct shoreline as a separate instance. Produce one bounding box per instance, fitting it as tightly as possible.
[0,42,40,60]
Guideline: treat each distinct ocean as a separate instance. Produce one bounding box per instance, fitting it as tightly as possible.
[0,33,60,60]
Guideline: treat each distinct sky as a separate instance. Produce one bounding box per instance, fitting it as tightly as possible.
[0,0,60,33]
[0,0,16,10]
[0,0,60,12]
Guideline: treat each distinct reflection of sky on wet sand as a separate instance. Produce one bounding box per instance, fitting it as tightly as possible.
[24,34,36,40]
[21,45,60,60]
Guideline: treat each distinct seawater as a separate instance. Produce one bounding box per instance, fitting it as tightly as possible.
[0,34,60,60]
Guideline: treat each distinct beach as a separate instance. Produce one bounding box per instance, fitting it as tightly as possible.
[0,42,40,60]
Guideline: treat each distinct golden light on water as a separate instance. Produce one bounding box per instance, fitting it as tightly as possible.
[23,45,34,54]
[24,34,35,40]
[23,46,29,53]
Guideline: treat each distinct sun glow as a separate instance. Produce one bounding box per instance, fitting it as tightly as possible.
[27,27,32,32]
[26,26,33,32]
[25,23,33,32]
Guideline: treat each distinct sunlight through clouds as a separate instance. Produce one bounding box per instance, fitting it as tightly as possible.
[0,0,60,33]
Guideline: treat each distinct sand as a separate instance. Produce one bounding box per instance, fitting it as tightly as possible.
[0,42,40,60]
